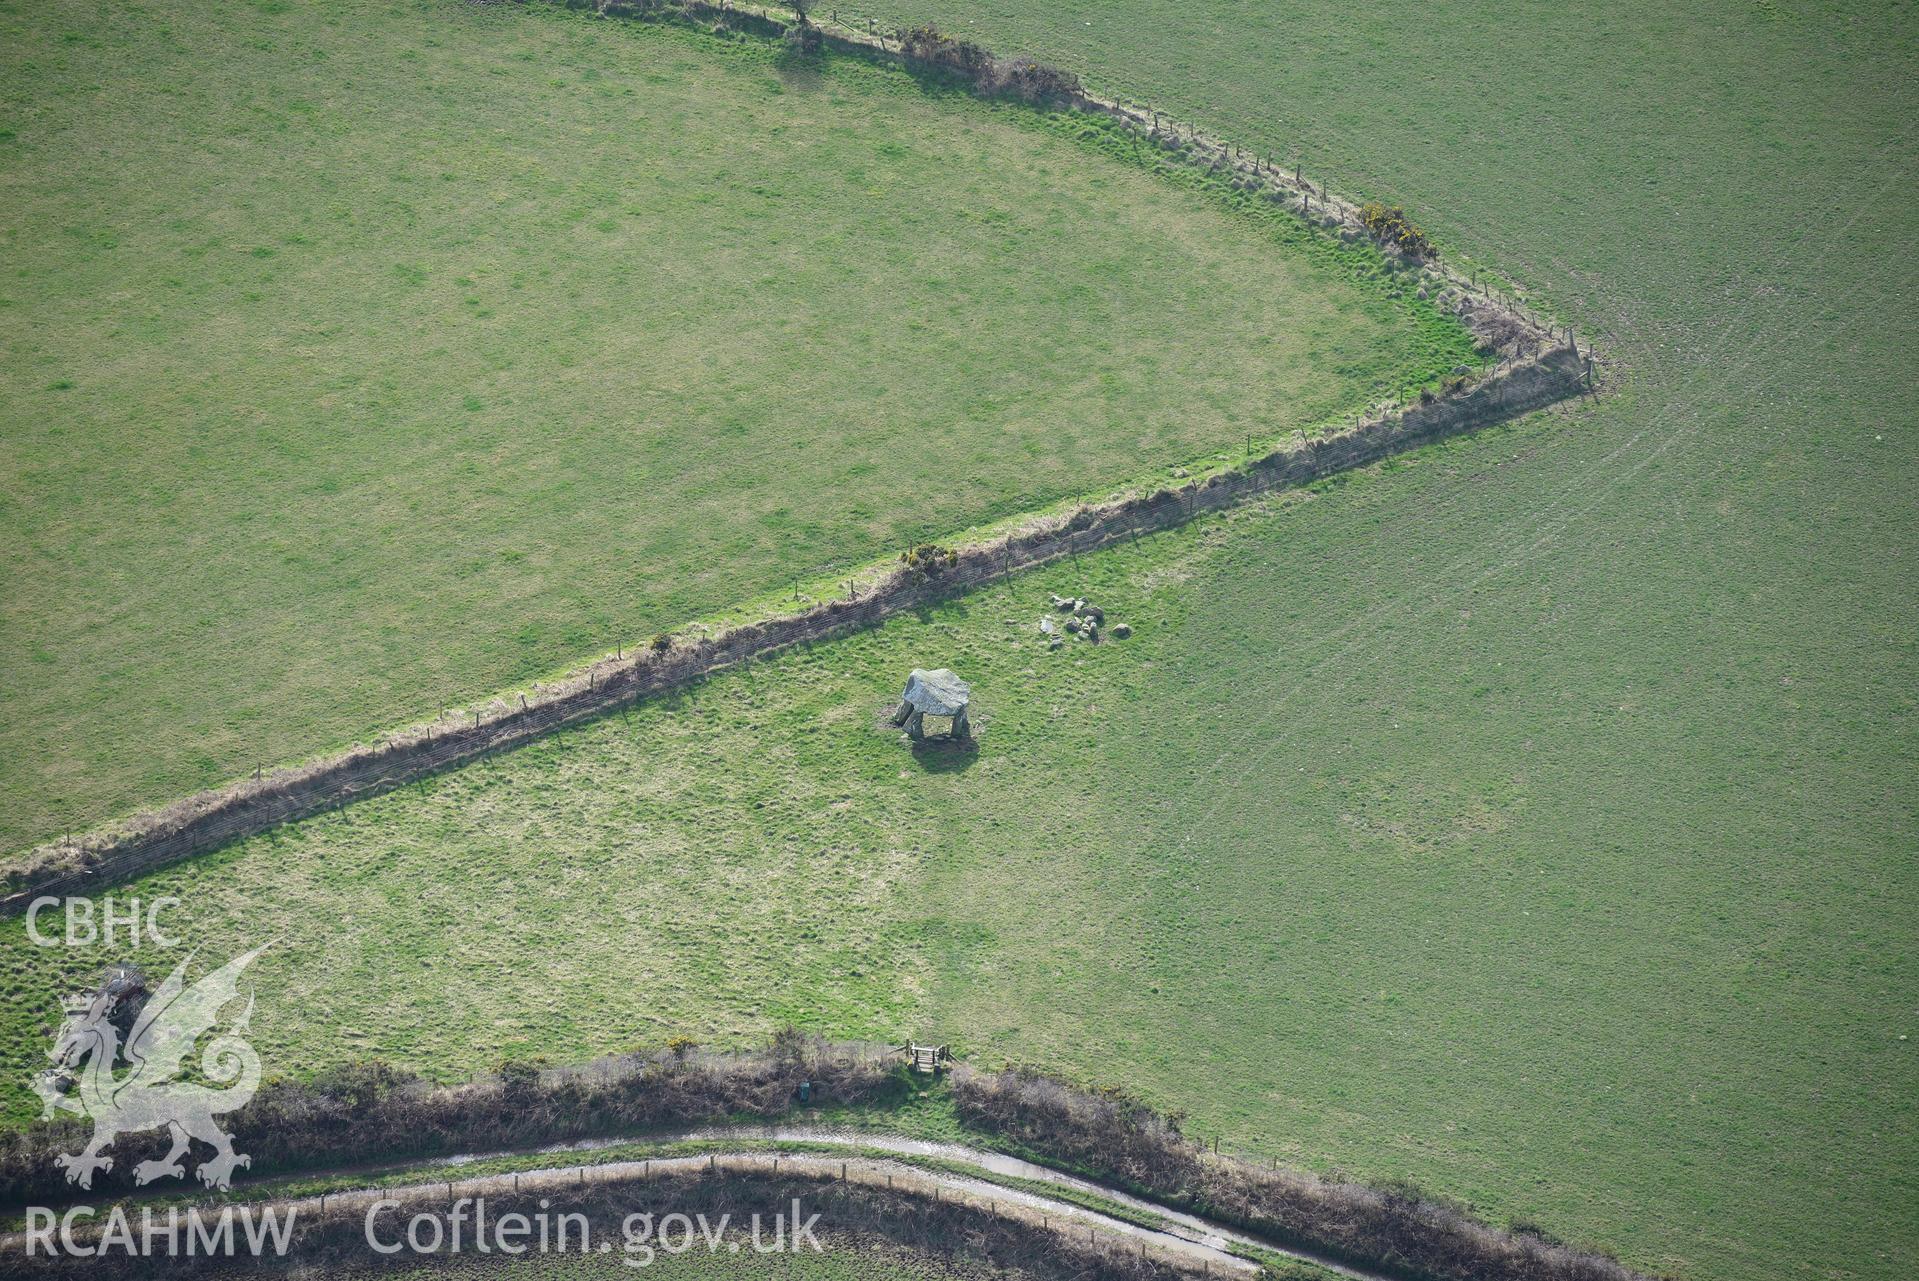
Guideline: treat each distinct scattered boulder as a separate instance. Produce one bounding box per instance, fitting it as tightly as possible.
[1042,593,1128,650]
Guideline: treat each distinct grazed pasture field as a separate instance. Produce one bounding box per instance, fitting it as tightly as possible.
[855,0,1919,1273]
[0,0,1469,853]
[2,419,1910,1278]
[2,3,1912,1281]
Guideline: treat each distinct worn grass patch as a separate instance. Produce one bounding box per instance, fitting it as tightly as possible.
[0,0,1472,853]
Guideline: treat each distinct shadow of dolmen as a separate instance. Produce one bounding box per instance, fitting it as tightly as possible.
[907,734,980,774]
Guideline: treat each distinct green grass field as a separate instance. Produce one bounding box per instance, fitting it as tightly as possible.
[3,427,1910,1278]
[853,0,1919,1272]
[0,0,1470,854]
[3,2,1913,1281]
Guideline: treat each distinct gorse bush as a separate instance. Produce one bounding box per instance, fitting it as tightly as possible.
[1361,200,1435,260]
[782,21,822,55]
[900,542,959,580]
[497,1056,545,1104]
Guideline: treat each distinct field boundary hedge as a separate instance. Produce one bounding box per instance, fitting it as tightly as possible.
[9,1162,1209,1281]
[2,1045,1651,1280]
[954,1066,1655,1281]
[0,3,1591,909]
[1,341,1583,909]
[0,1036,897,1206]
[701,0,1589,331]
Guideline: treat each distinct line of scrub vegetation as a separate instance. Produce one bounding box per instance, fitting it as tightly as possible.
[15,1163,1221,1281]
[1,344,1578,911]
[0,1035,1651,1281]
[955,1066,1646,1281]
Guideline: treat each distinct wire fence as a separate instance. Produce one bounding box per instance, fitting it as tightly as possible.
[1,343,1583,916]
[2,2,1591,912]
[720,0,1579,340]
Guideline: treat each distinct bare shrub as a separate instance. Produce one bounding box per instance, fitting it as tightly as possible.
[899,24,1081,103]
[900,24,993,77]
[983,56,1082,104]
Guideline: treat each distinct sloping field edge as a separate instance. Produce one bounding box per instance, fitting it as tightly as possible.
[0,4,1592,909]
